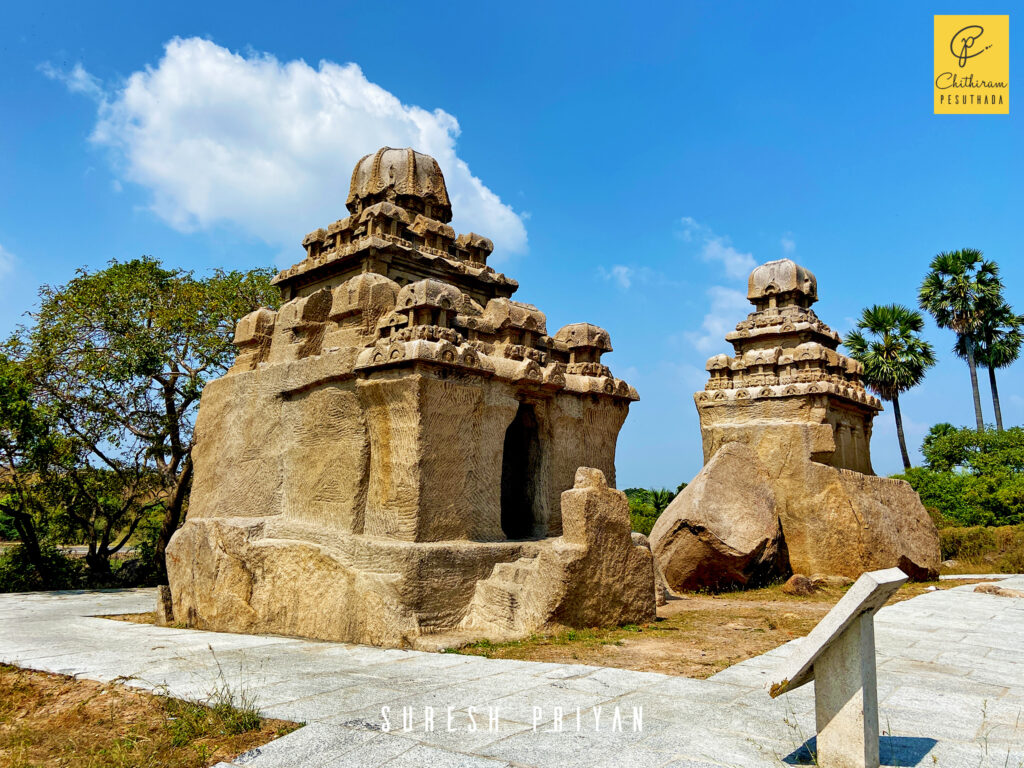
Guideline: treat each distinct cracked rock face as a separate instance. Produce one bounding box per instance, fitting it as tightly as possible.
[651,259,940,588]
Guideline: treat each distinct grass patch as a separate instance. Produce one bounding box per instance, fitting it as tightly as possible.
[0,663,297,768]
[939,524,1024,573]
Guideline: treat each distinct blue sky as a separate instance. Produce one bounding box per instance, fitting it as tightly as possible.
[1,1,1021,488]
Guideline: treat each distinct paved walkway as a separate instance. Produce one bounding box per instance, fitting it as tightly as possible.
[3,579,1024,768]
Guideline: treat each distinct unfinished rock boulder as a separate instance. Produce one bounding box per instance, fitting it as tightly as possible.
[975,583,1024,598]
[155,585,174,626]
[632,532,669,606]
[166,148,649,648]
[650,442,786,592]
[782,574,817,596]
[811,573,854,589]
[653,258,940,586]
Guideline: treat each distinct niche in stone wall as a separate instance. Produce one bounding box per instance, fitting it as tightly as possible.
[501,401,545,539]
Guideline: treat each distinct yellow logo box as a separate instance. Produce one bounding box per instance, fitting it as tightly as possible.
[934,15,1009,114]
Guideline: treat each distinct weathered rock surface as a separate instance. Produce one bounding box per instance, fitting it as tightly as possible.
[652,259,940,587]
[632,532,669,606]
[458,469,656,638]
[650,442,786,592]
[154,585,174,626]
[811,573,854,589]
[169,468,655,646]
[975,583,1024,598]
[780,462,940,581]
[167,148,649,647]
[782,574,817,596]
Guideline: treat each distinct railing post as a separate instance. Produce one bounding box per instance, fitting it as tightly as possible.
[769,568,907,768]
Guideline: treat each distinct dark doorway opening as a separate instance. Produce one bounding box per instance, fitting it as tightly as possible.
[501,402,543,539]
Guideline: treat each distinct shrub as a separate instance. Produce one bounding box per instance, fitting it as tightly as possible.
[0,509,17,541]
[896,425,1024,527]
[939,526,997,561]
[629,502,660,536]
[938,524,1024,573]
[0,542,84,592]
[898,467,990,525]
[112,513,166,588]
[999,541,1024,573]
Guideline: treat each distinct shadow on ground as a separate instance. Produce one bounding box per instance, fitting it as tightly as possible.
[784,735,938,766]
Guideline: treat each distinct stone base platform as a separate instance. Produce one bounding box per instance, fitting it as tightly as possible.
[167,470,657,649]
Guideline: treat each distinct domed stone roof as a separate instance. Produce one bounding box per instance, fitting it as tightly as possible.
[554,323,613,352]
[396,279,463,310]
[747,259,817,303]
[346,147,452,222]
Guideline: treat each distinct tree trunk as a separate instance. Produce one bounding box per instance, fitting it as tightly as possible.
[892,394,912,471]
[153,456,193,583]
[84,550,112,582]
[988,365,1004,431]
[6,508,50,585]
[965,340,985,432]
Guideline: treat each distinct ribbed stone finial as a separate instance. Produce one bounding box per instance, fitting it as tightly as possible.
[346,147,452,222]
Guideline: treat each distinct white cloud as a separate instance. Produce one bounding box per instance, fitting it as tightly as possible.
[39,62,104,100]
[47,37,527,260]
[597,264,635,289]
[781,234,796,254]
[678,216,700,242]
[678,217,755,280]
[684,286,749,354]
[702,239,756,281]
[596,264,676,291]
[0,244,14,280]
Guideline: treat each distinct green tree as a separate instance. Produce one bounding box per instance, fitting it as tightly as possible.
[648,488,676,514]
[918,249,1003,432]
[0,351,61,579]
[844,304,936,470]
[955,299,1023,431]
[16,257,279,580]
[624,486,683,535]
[898,424,1024,527]
[920,422,958,469]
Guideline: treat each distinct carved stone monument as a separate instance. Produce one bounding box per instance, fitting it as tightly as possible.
[165,147,655,647]
[651,259,939,590]
[770,567,909,768]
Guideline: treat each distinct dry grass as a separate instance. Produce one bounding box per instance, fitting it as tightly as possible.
[0,664,298,768]
[939,524,1024,573]
[448,578,997,677]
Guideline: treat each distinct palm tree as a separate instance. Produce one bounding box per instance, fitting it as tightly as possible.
[955,298,1023,430]
[845,304,937,470]
[918,249,1003,432]
[649,488,676,514]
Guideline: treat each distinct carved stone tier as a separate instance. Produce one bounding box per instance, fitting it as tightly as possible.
[272,148,517,306]
[699,258,880,475]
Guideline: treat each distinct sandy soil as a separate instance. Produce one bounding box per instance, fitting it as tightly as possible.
[451,578,997,677]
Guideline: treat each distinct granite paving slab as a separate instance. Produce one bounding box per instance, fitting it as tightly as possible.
[3,579,1024,767]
